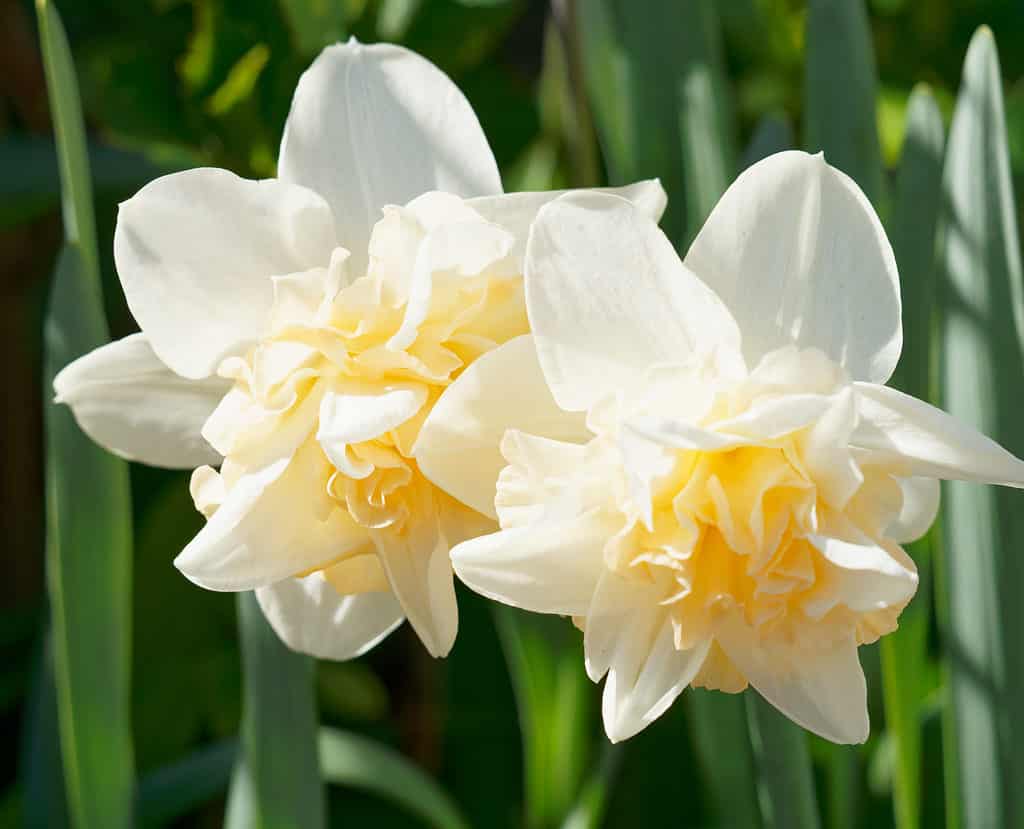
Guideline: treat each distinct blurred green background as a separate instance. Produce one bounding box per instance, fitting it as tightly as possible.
[5,0,1024,827]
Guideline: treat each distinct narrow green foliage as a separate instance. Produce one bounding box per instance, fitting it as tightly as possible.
[936,27,1024,829]
[21,636,69,829]
[689,691,762,829]
[319,728,470,829]
[278,0,348,55]
[37,2,135,826]
[747,693,821,829]
[882,85,945,829]
[494,607,590,829]
[227,593,324,829]
[805,0,884,205]
[559,745,622,829]
[741,113,795,170]
[136,739,236,827]
[675,0,736,244]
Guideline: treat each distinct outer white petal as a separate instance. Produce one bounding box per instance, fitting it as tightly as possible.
[278,40,501,272]
[450,507,620,618]
[803,535,918,617]
[590,583,710,742]
[53,333,227,469]
[370,488,457,658]
[415,335,588,519]
[256,575,404,660]
[853,382,1024,486]
[467,179,667,267]
[716,616,869,744]
[888,476,940,543]
[175,443,368,591]
[684,151,901,383]
[115,168,337,379]
[525,191,742,411]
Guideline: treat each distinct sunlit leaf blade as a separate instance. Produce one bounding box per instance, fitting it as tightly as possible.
[136,739,236,827]
[493,607,590,829]
[35,0,100,291]
[804,0,884,204]
[689,691,762,829]
[747,693,821,829]
[37,2,136,826]
[578,0,687,242]
[559,745,622,829]
[44,244,135,829]
[936,26,1024,829]
[881,84,945,829]
[675,0,736,244]
[319,727,470,829]
[227,593,324,829]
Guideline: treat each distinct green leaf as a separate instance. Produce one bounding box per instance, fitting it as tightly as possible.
[319,727,470,829]
[559,745,622,829]
[675,0,736,244]
[578,0,686,242]
[278,0,348,55]
[936,26,1024,829]
[493,607,590,829]
[688,691,762,829]
[36,0,100,291]
[881,84,945,829]
[137,740,237,827]
[38,2,136,826]
[20,635,70,829]
[741,113,795,170]
[747,693,821,829]
[804,0,884,204]
[226,593,324,829]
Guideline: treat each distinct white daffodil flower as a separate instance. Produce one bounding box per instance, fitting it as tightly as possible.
[425,150,1024,743]
[53,39,666,660]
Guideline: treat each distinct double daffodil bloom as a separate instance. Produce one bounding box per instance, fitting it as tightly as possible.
[422,151,1024,742]
[54,40,665,659]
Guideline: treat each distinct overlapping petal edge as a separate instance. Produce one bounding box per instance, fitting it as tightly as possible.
[52,38,667,660]
[434,150,1024,743]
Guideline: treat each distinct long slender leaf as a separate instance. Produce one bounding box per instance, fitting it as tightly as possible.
[747,693,821,829]
[578,0,686,242]
[319,727,470,829]
[226,593,324,829]
[559,744,622,829]
[136,739,237,827]
[493,607,590,829]
[38,2,136,826]
[675,0,736,244]
[804,0,884,205]
[20,634,69,829]
[881,85,945,829]
[936,26,1024,829]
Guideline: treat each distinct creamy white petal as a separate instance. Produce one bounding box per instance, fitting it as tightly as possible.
[626,393,833,452]
[803,535,918,617]
[278,40,501,272]
[317,384,428,466]
[717,616,869,744]
[684,151,901,384]
[888,476,940,543]
[256,575,404,660]
[451,508,618,618]
[597,598,711,743]
[53,334,228,469]
[853,382,1024,486]
[175,443,368,591]
[525,191,742,411]
[115,168,338,379]
[371,488,457,657]
[415,335,588,518]
[467,179,667,266]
